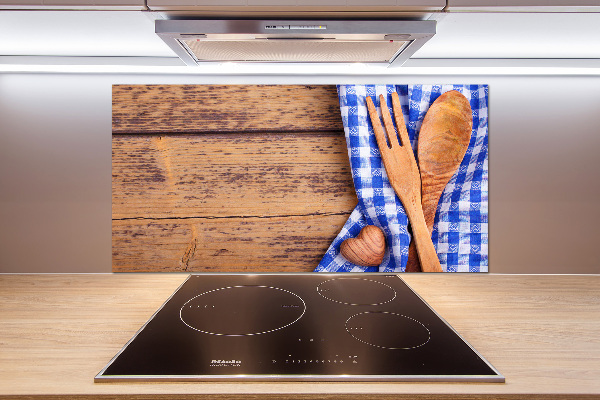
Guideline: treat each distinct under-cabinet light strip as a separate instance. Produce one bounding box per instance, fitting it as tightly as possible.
[1,59,599,75]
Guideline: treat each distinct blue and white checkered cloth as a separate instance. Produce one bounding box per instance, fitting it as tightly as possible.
[315,84,488,273]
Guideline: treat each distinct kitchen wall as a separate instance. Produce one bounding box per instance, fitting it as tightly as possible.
[1,72,599,274]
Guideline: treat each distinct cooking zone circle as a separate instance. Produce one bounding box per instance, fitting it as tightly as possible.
[180,286,306,336]
[316,278,397,305]
[346,311,431,350]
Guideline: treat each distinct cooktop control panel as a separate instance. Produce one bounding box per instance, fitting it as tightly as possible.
[95,273,503,382]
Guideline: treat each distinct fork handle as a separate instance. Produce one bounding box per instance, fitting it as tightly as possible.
[402,200,443,272]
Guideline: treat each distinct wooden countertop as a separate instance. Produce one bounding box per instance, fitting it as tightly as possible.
[1,273,598,399]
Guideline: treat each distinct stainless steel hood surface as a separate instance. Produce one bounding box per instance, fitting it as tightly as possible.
[155,19,436,67]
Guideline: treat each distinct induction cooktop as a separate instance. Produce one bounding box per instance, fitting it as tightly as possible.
[95,273,504,382]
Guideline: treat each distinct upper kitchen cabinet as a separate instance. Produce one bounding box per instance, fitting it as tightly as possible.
[146,0,445,7]
[146,0,445,15]
[0,0,146,9]
[446,0,600,11]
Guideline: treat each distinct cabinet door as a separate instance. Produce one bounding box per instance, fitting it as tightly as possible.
[0,0,146,9]
[446,0,600,12]
[146,0,445,11]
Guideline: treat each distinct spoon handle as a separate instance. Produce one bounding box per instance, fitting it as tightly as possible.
[405,241,421,272]
[401,198,443,273]
[405,180,446,272]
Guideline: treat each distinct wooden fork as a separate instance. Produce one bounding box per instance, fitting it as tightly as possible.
[366,93,443,272]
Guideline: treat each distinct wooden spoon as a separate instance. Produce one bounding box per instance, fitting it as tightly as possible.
[405,90,473,272]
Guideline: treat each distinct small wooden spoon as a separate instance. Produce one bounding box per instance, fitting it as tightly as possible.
[405,90,473,272]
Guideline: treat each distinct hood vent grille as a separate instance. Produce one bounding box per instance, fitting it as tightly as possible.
[181,39,409,63]
[156,20,436,67]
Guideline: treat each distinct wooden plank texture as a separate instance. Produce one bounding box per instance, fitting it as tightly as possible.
[112,214,350,272]
[112,85,344,134]
[112,134,355,219]
[1,274,599,399]
[112,85,356,272]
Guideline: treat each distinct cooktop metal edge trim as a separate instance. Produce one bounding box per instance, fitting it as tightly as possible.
[95,373,504,383]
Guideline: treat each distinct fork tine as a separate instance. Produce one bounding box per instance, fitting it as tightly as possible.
[366,96,390,152]
[379,95,401,149]
[391,92,411,148]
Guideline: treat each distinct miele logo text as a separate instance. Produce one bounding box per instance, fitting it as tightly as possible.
[210,359,242,367]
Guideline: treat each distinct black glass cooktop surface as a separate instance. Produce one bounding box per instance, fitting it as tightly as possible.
[95,273,503,382]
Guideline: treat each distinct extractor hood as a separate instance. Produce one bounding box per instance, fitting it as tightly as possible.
[155,19,436,67]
